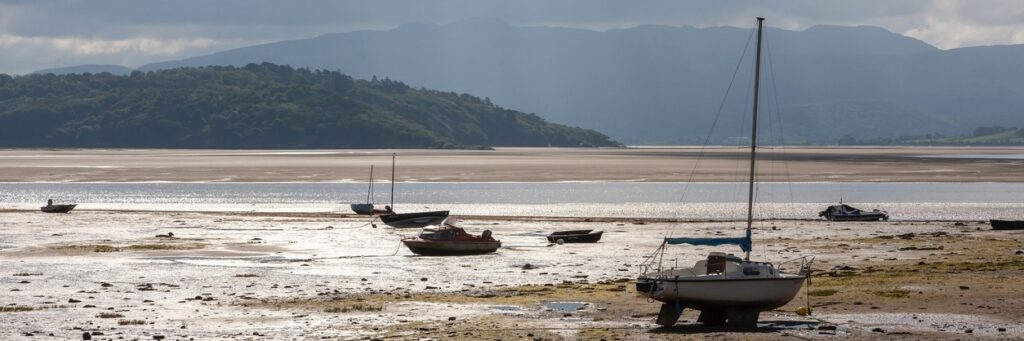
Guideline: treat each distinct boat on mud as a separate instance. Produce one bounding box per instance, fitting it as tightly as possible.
[819,204,889,221]
[402,220,500,256]
[635,18,813,330]
[990,219,1024,230]
[41,199,76,213]
[547,229,603,243]
[378,153,451,228]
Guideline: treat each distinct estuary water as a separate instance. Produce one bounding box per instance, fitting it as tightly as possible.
[1,182,1021,220]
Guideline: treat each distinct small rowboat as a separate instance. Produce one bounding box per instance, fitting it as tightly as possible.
[381,210,450,228]
[991,219,1024,230]
[41,204,77,213]
[547,229,603,243]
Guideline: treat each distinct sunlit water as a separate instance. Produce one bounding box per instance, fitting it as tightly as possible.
[1,182,1021,220]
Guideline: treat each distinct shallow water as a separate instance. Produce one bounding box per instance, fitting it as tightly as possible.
[1,182,1021,220]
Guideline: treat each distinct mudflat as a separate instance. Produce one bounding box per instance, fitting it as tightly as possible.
[2,146,1023,182]
[1,210,1021,339]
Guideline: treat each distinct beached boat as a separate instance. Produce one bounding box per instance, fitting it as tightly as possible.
[547,229,603,243]
[41,199,76,213]
[991,219,1024,230]
[635,18,813,330]
[350,165,379,215]
[819,203,888,221]
[41,203,77,213]
[402,221,500,256]
[381,210,450,228]
[379,153,451,228]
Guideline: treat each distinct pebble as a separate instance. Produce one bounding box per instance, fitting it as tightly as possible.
[82,332,91,340]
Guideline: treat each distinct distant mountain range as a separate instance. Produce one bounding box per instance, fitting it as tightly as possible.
[0,64,617,148]
[33,20,1024,144]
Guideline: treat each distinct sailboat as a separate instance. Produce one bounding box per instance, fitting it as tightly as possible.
[379,153,450,228]
[634,17,813,329]
[350,165,378,215]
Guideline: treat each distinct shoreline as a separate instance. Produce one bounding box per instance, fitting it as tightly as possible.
[0,147,1022,183]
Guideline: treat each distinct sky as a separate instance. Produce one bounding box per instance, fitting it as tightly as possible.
[1,0,1022,74]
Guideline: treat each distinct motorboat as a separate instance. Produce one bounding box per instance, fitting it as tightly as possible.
[819,204,888,221]
[991,219,1024,230]
[402,220,500,255]
[41,199,76,213]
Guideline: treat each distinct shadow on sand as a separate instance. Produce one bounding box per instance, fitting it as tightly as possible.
[650,320,820,334]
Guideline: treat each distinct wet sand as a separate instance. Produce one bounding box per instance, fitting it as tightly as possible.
[2,209,1022,339]
[2,147,1023,182]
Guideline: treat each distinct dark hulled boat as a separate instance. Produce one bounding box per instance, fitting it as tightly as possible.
[819,204,888,221]
[380,210,450,228]
[41,204,77,213]
[991,219,1024,230]
[547,229,603,243]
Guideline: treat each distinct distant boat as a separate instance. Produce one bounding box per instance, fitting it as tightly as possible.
[819,204,889,221]
[402,220,500,256]
[379,153,450,228]
[990,219,1024,230]
[350,165,379,215]
[41,199,76,213]
[635,18,813,330]
[547,229,603,243]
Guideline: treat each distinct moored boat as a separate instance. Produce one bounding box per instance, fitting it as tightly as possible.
[991,219,1024,230]
[350,165,379,215]
[547,229,603,243]
[402,221,500,256]
[819,204,888,221]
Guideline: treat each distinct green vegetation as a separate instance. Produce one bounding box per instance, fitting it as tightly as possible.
[873,289,910,299]
[324,303,383,313]
[808,289,839,297]
[0,63,618,148]
[837,126,1024,146]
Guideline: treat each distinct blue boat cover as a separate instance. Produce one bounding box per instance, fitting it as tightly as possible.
[664,236,752,252]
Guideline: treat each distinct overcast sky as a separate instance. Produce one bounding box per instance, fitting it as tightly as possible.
[1,0,1022,74]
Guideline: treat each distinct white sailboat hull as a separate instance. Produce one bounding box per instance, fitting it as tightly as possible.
[637,275,805,311]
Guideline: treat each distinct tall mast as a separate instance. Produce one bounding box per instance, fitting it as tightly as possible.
[367,165,374,204]
[745,17,764,261]
[390,153,396,210]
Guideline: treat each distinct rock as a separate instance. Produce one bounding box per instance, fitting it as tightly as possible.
[959,286,970,290]
[871,328,885,333]
[522,263,536,270]
[68,299,81,303]
[420,277,427,281]
[1016,250,1023,255]
[965,329,973,333]
[897,233,915,240]
[153,335,165,340]
[998,328,1006,332]
[82,332,92,340]
[448,317,456,321]
[818,325,837,330]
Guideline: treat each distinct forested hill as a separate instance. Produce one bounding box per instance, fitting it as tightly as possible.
[0,63,619,148]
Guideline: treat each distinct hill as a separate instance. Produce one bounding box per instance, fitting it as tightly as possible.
[0,63,618,148]
[34,64,134,76]
[135,20,1024,144]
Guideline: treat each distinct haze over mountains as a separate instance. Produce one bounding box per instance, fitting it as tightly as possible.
[37,20,1024,144]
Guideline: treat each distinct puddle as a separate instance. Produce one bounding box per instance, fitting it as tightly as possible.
[543,302,587,312]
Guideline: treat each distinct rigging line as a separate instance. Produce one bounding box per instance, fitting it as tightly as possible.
[763,27,797,208]
[678,28,756,206]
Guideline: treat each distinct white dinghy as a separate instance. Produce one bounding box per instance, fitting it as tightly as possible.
[635,17,813,330]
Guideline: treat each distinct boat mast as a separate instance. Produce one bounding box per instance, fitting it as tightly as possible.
[367,165,374,204]
[745,17,764,261]
[390,153,396,210]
